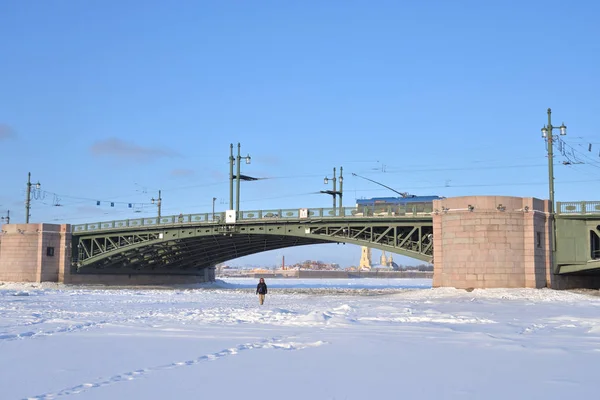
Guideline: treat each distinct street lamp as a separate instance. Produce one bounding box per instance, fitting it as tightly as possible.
[321,167,344,214]
[212,197,217,221]
[1,210,9,225]
[229,143,254,217]
[541,108,567,276]
[25,172,41,223]
[151,190,162,222]
[540,108,567,215]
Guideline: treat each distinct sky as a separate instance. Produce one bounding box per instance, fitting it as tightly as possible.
[1,0,600,266]
[2,280,600,399]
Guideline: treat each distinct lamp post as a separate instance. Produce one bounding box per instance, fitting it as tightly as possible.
[321,167,344,214]
[229,144,234,211]
[541,108,567,276]
[151,190,162,222]
[235,143,251,217]
[25,172,41,223]
[1,210,9,225]
[541,108,567,215]
[212,197,217,220]
[228,143,252,217]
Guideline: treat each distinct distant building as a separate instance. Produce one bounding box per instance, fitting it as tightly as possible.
[359,249,400,271]
[359,246,372,270]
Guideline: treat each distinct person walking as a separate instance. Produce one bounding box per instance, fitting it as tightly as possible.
[256,278,268,305]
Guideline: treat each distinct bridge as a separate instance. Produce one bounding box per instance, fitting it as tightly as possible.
[70,206,434,274]
[1,196,600,289]
[68,200,600,276]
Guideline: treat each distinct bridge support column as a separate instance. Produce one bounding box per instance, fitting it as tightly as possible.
[432,196,552,289]
[0,223,71,283]
[0,223,216,285]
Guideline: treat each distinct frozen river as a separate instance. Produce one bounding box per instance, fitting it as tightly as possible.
[1,278,599,399]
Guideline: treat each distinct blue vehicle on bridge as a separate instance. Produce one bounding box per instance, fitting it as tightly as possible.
[355,196,444,215]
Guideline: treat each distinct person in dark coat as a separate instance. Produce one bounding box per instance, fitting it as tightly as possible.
[256,278,268,305]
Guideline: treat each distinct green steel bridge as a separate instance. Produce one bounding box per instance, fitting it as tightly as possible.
[555,201,600,274]
[72,206,434,275]
[71,201,600,275]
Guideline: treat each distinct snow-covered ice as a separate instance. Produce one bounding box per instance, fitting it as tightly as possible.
[1,278,599,399]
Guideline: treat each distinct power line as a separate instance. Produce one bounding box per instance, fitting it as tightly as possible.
[350,178,600,192]
[354,163,552,174]
[559,139,600,174]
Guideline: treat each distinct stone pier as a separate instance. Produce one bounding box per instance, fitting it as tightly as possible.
[0,223,71,282]
[0,223,214,285]
[432,196,552,289]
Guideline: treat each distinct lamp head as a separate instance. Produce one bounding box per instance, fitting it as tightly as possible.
[559,123,567,136]
[541,126,548,138]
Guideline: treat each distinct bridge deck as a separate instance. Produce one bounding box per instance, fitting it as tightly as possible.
[69,202,600,275]
[71,207,436,273]
[72,206,434,234]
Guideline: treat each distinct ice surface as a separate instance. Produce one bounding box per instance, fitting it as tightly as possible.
[1,278,599,399]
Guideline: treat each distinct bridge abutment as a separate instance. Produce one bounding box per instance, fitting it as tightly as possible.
[432,196,553,289]
[0,223,71,282]
[0,223,215,285]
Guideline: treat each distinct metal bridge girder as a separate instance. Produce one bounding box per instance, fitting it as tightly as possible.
[72,217,433,273]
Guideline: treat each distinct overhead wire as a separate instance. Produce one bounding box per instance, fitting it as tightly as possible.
[19,143,600,223]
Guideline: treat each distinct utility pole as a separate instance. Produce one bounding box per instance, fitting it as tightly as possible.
[229,143,234,211]
[151,190,162,222]
[540,108,567,275]
[25,172,41,223]
[332,167,337,211]
[321,167,343,215]
[227,143,252,217]
[212,197,217,220]
[233,143,252,217]
[339,166,343,210]
[236,142,241,216]
[1,210,9,225]
[541,108,566,215]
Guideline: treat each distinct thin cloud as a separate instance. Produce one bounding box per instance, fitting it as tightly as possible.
[211,170,227,180]
[257,155,282,166]
[90,138,179,162]
[170,168,195,177]
[0,124,16,140]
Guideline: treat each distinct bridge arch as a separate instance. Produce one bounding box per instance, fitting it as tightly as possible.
[73,217,433,274]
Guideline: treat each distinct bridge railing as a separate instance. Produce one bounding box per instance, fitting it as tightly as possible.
[72,206,432,233]
[557,201,600,215]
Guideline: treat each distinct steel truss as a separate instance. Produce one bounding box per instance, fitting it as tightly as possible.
[73,219,433,274]
[307,222,433,261]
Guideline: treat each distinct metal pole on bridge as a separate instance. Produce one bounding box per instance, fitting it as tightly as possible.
[25,172,41,224]
[322,167,343,216]
[212,197,216,221]
[236,143,241,217]
[25,172,31,224]
[1,210,9,225]
[541,108,566,215]
[339,166,343,212]
[332,167,337,212]
[234,143,252,218]
[540,108,567,274]
[229,144,234,211]
[151,190,162,223]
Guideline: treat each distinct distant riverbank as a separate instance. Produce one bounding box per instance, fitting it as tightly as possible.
[218,270,433,279]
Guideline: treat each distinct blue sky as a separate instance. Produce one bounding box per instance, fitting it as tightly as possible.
[1,0,599,267]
